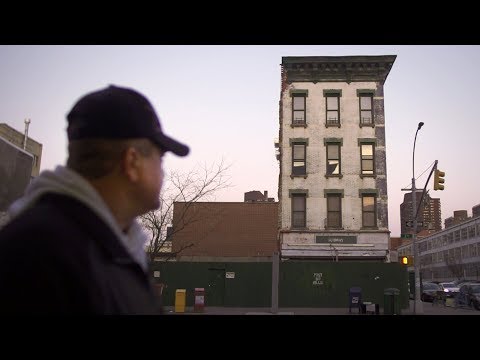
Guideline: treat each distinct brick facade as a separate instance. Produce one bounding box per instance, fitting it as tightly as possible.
[171,202,278,260]
[278,56,396,260]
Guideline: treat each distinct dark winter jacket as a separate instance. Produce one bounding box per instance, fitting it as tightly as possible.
[0,193,161,314]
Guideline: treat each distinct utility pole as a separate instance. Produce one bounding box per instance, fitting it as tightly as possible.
[412,122,424,315]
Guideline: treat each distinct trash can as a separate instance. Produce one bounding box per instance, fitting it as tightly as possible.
[194,288,205,312]
[175,289,186,313]
[348,286,362,313]
[384,288,401,315]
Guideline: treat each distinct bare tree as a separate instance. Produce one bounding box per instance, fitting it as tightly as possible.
[141,159,231,263]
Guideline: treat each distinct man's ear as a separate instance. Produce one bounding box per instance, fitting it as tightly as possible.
[122,146,141,182]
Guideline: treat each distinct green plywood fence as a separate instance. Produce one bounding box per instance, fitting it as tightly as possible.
[151,261,408,309]
[279,261,409,308]
[151,261,272,307]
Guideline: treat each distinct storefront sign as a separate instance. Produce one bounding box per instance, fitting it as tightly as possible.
[315,235,357,244]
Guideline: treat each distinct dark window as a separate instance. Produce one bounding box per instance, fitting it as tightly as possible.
[326,95,340,126]
[292,96,306,125]
[327,194,342,228]
[361,144,375,175]
[292,194,306,228]
[362,195,377,227]
[359,95,373,125]
[326,143,341,175]
[292,143,306,175]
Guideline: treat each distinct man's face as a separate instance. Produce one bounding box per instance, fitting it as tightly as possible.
[135,144,164,214]
[131,144,164,215]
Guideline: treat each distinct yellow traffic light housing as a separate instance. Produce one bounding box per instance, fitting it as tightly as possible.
[434,169,445,191]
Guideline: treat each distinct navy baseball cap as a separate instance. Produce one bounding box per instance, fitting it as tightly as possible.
[66,85,189,156]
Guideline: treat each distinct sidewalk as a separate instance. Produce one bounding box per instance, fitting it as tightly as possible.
[164,306,350,315]
[164,300,480,315]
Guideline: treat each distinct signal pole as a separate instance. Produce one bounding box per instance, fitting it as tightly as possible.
[412,122,424,315]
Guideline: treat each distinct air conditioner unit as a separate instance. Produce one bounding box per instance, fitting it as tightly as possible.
[275,149,281,161]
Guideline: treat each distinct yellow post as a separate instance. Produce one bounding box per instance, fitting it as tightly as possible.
[175,289,186,313]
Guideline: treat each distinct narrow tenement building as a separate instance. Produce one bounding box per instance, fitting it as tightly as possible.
[277,55,396,261]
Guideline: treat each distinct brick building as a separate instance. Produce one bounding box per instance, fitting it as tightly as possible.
[400,191,442,235]
[445,210,469,229]
[0,122,42,222]
[277,55,396,261]
[171,202,278,261]
[244,190,274,202]
[0,122,42,177]
[473,204,480,219]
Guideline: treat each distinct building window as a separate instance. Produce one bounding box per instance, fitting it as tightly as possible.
[324,89,341,127]
[290,90,308,127]
[292,143,306,176]
[292,95,306,126]
[360,143,375,176]
[326,194,342,228]
[325,95,340,126]
[362,195,377,228]
[324,138,342,177]
[359,94,373,126]
[326,143,341,176]
[292,194,306,228]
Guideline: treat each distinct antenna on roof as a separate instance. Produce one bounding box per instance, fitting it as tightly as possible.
[23,118,30,150]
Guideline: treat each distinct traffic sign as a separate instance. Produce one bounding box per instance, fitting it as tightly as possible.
[405,221,423,227]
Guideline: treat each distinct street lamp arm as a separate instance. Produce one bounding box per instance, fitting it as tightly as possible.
[412,122,424,181]
[411,121,424,315]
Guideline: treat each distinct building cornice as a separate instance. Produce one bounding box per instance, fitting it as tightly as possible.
[281,55,396,84]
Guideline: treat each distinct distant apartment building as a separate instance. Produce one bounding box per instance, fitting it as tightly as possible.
[244,190,274,202]
[0,122,42,177]
[445,210,469,229]
[277,55,396,261]
[400,191,441,235]
[473,204,480,219]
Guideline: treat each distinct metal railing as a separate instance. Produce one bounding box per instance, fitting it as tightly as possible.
[293,118,305,125]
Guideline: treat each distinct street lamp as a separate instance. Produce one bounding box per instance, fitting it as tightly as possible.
[412,121,424,314]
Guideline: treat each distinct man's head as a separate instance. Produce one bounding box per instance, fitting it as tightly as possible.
[66,85,189,156]
[65,85,189,215]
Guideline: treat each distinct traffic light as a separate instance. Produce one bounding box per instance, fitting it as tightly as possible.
[434,169,445,190]
[401,256,414,265]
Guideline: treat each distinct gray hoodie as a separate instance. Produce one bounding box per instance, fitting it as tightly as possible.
[8,165,149,271]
